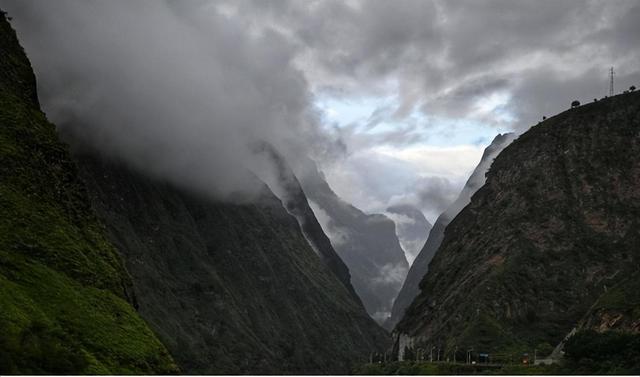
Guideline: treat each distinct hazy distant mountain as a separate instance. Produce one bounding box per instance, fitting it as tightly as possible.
[386,204,433,265]
[299,163,409,326]
[387,133,515,330]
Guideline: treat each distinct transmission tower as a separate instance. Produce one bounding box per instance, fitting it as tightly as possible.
[609,67,615,96]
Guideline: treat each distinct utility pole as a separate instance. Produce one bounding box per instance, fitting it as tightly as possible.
[609,67,615,96]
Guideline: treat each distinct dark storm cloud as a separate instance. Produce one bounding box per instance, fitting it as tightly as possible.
[2,0,639,211]
[232,0,640,130]
[1,0,334,200]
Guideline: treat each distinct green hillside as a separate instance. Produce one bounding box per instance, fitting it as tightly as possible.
[0,12,177,374]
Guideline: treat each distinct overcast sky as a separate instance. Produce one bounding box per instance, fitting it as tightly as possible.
[3,0,640,221]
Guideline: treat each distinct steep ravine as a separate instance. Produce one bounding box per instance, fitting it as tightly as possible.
[395,91,640,357]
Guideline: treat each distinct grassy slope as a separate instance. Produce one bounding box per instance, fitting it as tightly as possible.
[0,12,176,374]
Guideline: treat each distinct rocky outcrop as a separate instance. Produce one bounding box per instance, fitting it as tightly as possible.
[387,133,514,330]
[579,276,640,334]
[395,91,640,356]
[75,153,389,374]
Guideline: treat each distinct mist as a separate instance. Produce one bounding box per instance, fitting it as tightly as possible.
[4,0,639,219]
[3,1,332,201]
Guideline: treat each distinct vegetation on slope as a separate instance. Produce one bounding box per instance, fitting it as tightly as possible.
[396,90,640,358]
[357,331,640,374]
[0,12,176,373]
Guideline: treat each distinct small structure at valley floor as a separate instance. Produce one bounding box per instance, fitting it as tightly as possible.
[571,100,580,108]
[534,357,556,366]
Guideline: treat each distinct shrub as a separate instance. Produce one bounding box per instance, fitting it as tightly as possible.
[563,330,640,373]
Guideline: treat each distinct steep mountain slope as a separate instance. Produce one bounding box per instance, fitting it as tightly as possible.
[388,133,514,329]
[299,164,409,325]
[386,204,432,265]
[395,92,640,356]
[259,145,361,304]
[75,153,389,374]
[0,13,176,374]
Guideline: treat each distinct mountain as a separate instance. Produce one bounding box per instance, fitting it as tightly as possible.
[387,133,514,330]
[257,144,361,304]
[73,152,389,374]
[394,91,640,358]
[298,162,409,325]
[386,204,432,265]
[0,13,177,374]
[1,13,388,374]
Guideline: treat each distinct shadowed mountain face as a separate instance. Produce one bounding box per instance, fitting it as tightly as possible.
[74,153,389,374]
[386,204,432,265]
[299,164,409,326]
[387,133,515,330]
[395,92,640,356]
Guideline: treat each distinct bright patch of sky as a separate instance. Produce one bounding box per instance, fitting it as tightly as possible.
[314,92,515,222]
[315,93,513,147]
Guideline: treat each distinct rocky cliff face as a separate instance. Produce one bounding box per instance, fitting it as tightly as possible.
[299,163,409,325]
[75,153,389,374]
[387,133,514,330]
[578,275,640,334]
[0,13,176,374]
[395,92,640,357]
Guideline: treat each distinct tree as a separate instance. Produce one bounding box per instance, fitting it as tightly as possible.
[571,100,580,108]
[631,86,636,92]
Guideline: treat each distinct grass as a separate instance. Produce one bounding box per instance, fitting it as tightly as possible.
[0,12,177,374]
